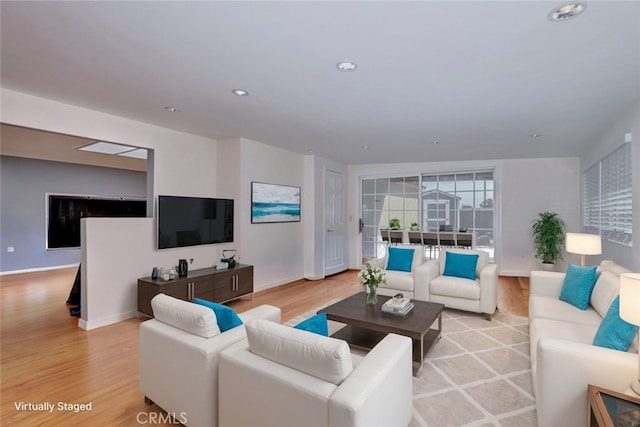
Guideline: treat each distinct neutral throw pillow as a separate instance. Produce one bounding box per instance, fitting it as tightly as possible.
[559,264,598,310]
[593,296,637,351]
[386,247,415,272]
[443,252,479,280]
[294,313,329,336]
[194,298,243,332]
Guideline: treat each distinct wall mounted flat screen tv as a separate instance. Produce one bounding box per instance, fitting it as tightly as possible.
[47,194,146,249]
[157,195,234,249]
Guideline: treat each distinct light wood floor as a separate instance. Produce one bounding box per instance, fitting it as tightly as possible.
[1,267,529,426]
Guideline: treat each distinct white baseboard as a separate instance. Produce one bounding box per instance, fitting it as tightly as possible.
[0,263,80,276]
[78,310,138,331]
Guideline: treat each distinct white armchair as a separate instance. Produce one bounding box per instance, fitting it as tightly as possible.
[219,319,413,427]
[417,248,497,319]
[139,294,281,427]
[368,244,428,300]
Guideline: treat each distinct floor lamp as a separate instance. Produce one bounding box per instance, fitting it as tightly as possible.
[620,273,640,396]
[565,232,602,267]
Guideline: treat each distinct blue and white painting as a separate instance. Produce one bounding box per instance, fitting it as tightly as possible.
[251,182,301,223]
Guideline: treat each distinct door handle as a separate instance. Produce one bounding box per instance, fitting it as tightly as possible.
[359,218,364,234]
[327,229,333,233]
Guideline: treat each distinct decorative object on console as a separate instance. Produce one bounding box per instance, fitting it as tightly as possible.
[221,249,237,268]
[566,232,602,267]
[532,211,565,268]
[620,273,640,396]
[251,181,301,223]
[358,262,386,305]
[176,259,188,277]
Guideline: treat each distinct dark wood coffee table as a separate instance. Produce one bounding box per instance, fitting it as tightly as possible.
[318,292,444,374]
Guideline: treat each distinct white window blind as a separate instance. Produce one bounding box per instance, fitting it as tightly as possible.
[582,142,632,245]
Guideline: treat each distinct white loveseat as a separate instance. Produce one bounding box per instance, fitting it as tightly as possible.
[139,294,281,427]
[218,319,413,427]
[416,248,498,318]
[529,260,638,427]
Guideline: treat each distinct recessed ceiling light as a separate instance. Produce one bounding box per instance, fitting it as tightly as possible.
[361,145,369,150]
[432,140,440,145]
[337,61,358,72]
[164,106,180,112]
[548,2,587,21]
[232,89,249,96]
[529,133,544,138]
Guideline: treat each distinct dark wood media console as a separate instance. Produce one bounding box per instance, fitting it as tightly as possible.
[137,264,253,317]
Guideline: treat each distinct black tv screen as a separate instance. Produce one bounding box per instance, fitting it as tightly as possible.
[158,195,234,249]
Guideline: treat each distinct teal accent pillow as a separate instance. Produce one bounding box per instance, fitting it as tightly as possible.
[194,298,243,332]
[386,247,415,272]
[294,313,328,336]
[443,252,479,280]
[559,264,598,310]
[593,296,637,351]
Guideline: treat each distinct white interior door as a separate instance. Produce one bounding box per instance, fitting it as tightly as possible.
[324,169,347,276]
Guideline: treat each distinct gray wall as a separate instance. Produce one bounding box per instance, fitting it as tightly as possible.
[0,156,146,272]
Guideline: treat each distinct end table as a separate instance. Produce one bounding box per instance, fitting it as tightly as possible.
[588,384,640,427]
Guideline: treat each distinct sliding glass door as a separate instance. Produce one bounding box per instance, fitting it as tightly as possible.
[361,170,495,260]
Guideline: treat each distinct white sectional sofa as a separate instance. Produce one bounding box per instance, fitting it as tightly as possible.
[139,294,281,427]
[218,319,413,427]
[529,260,638,427]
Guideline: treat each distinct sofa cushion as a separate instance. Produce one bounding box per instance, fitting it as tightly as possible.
[381,270,416,292]
[294,313,328,336]
[245,319,353,385]
[590,271,620,319]
[559,264,598,310]
[151,293,221,338]
[430,275,480,300]
[443,252,479,280]
[194,298,243,332]
[528,294,603,326]
[593,296,637,351]
[386,247,415,272]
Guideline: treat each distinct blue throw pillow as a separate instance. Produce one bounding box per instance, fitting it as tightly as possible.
[593,296,637,351]
[443,252,479,280]
[386,247,415,272]
[294,313,328,336]
[194,298,243,332]
[559,264,598,310]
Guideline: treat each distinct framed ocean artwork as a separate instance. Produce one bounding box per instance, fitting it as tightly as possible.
[251,182,301,223]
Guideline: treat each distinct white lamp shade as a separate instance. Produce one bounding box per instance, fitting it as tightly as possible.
[565,233,602,255]
[620,273,640,326]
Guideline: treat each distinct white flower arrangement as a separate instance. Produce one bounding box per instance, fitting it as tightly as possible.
[358,263,386,289]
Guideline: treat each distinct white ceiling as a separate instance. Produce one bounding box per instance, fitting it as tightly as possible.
[1,1,639,165]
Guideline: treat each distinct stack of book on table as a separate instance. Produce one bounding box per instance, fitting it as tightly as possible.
[382,297,414,316]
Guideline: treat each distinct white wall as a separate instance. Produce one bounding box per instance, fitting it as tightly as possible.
[238,138,306,291]
[347,157,581,276]
[580,100,640,272]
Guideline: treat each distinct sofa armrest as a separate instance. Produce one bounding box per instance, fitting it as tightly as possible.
[414,260,440,301]
[536,337,637,427]
[530,270,566,297]
[329,334,413,427]
[478,263,498,315]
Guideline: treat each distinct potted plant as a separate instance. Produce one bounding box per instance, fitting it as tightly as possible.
[409,222,420,231]
[532,211,565,269]
[389,218,401,229]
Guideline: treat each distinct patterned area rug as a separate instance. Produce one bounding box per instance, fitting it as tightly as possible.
[286,304,537,427]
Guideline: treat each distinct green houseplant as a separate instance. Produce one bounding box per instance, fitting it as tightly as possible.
[409,222,420,231]
[389,218,401,229]
[532,211,566,266]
